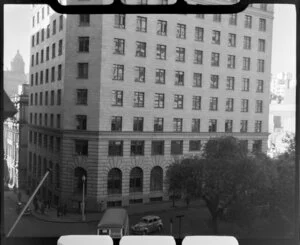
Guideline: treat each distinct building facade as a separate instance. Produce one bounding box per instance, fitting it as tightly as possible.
[28,2,274,210]
[4,84,29,190]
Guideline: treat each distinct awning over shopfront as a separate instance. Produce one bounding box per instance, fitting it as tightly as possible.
[3,90,17,120]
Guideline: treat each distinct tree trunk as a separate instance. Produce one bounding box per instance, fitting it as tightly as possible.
[212,215,219,234]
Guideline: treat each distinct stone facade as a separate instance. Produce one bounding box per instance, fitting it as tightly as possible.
[28,2,273,209]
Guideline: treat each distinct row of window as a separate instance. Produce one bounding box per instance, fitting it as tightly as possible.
[29,113,61,129]
[30,89,61,106]
[30,64,62,86]
[31,40,63,67]
[71,138,262,157]
[32,6,51,28]
[29,131,61,154]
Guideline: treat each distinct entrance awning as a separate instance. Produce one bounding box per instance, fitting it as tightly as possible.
[3,90,17,120]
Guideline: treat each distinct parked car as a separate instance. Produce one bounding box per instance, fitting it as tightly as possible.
[131,215,163,235]
[16,202,32,216]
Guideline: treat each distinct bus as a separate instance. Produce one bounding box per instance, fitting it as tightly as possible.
[97,208,129,238]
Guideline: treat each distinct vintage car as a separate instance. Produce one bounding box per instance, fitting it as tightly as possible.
[131,215,163,235]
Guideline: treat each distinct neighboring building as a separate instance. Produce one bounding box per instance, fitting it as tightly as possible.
[270,72,295,101]
[3,84,29,189]
[268,75,295,157]
[28,2,274,209]
[4,50,28,97]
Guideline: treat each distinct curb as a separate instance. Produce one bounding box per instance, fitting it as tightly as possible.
[31,212,100,224]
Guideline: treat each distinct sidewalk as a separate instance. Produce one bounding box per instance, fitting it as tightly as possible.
[6,189,202,223]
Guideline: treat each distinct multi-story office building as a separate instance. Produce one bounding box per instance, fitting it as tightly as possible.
[4,84,29,190]
[28,1,273,210]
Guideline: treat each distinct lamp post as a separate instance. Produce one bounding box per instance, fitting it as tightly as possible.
[82,175,86,221]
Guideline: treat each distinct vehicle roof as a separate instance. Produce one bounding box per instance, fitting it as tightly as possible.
[97,208,128,229]
[141,215,160,220]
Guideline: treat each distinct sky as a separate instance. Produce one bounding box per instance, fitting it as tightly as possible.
[3,4,296,78]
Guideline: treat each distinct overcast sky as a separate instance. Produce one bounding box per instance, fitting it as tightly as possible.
[4,4,296,78]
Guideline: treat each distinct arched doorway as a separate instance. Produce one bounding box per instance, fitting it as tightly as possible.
[129,167,143,193]
[107,168,122,194]
[74,167,87,195]
[150,166,163,191]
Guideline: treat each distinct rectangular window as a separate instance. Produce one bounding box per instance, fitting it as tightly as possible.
[173,118,183,132]
[114,14,126,28]
[154,93,165,108]
[258,39,266,52]
[131,141,144,156]
[108,141,123,156]
[243,36,252,50]
[32,16,35,27]
[192,96,201,110]
[240,120,248,133]
[36,32,39,45]
[44,135,48,148]
[77,63,89,78]
[243,57,251,71]
[209,97,218,111]
[176,23,186,39]
[174,95,184,109]
[78,37,89,52]
[245,15,252,28]
[194,50,203,64]
[35,73,38,85]
[45,69,49,83]
[57,65,62,81]
[209,119,217,132]
[258,59,265,72]
[157,20,167,36]
[134,92,145,107]
[45,91,48,105]
[50,90,55,105]
[227,55,235,69]
[253,140,262,153]
[212,30,220,44]
[75,140,88,156]
[52,43,56,58]
[176,47,185,62]
[256,100,263,113]
[56,137,61,153]
[259,18,266,31]
[50,136,54,151]
[38,133,42,146]
[152,141,164,155]
[226,98,234,112]
[136,42,146,57]
[226,77,235,90]
[41,29,44,42]
[210,75,219,89]
[31,55,34,67]
[40,71,44,84]
[47,25,50,38]
[229,13,237,25]
[52,19,56,35]
[112,90,123,106]
[191,118,200,132]
[40,50,44,63]
[196,14,204,19]
[77,89,88,105]
[213,14,221,22]
[57,89,61,105]
[112,64,124,80]
[255,121,262,133]
[193,73,202,87]
[195,27,204,41]
[39,92,43,105]
[156,44,166,60]
[79,14,90,26]
[76,115,87,130]
[136,16,147,32]
[260,4,267,10]
[257,80,264,93]
[225,120,233,133]
[171,140,183,155]
[57,114,61,128]
[241,99,249,112]
[156,69,165,84]
[114,38,125,55]
[134,66,145,83]
[50,114,54,127]
[30,75,34,86]
[175,71,184,86]
[154,117,164,132]
[133,117,144,132]
[31,35,35,47]
[59,15,63,30]
[39,113,42,125]
[242,78,250,91]
[189,140,201,151]
[211,52,220,66]
[35,53,39,65]
[51,67,55,82]
[46,46,49,60]
[228,33,236,47]
[111,116,122,131]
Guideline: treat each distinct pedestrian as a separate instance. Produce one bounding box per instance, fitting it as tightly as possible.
[63,204,67,216]
[17,191,22,203]
[40,202,45,215]
[56,205,60,217]
[33,197,38,212]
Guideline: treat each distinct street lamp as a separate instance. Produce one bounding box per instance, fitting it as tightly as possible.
[82,175,86,221]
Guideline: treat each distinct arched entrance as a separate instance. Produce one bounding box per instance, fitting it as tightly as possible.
[150,166,163,191]
[129,167,143,193]
[107,168,122,194]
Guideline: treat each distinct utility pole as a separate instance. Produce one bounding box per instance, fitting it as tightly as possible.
[7,168,51,237]
[176,214,184,239]
[82,175,86,221]
[169,218,173,235]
